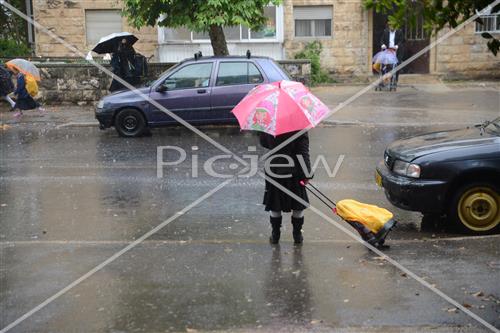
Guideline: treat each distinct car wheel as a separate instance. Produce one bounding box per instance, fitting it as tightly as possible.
[115,109,146,137]
[449,183,500,234]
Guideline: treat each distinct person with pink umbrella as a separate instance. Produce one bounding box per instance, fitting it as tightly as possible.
[260,130,312,244]
[232,80,329,244]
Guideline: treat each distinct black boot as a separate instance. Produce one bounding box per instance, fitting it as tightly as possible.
[291,217,304,244]
[269,216,282,244]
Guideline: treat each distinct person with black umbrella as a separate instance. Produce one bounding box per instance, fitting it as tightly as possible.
[91,32,140,92]
[109,38,138,92]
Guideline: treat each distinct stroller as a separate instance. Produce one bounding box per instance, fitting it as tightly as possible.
[301,181,397,248]
[373,48,398,91]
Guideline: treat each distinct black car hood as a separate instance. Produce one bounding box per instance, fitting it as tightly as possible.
[387,128,500,161]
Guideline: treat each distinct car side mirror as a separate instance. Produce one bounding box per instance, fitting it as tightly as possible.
[156,85,168,93]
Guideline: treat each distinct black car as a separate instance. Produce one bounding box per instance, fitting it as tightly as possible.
[376,117,500,234]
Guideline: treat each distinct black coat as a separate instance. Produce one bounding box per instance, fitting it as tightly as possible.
[380,28,405,60]
[13,73,39,110]
[260,131,312,212]
[0,65,14,96]
[109,45,139,92]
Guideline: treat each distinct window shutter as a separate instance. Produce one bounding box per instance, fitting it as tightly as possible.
[85,10,123,45]
[293,6,333,20]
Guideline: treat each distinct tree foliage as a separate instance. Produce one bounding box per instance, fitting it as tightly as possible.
[0,39,31,57]
[364,0,500,55]
[0,0,31,55]
[294,41,332,86]
[122,0,282,56]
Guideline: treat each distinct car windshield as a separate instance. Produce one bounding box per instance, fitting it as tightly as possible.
[484,116,500,135]
[156,62,182,82]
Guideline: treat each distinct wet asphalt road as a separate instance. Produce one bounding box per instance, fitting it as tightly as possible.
[1,84,500,332]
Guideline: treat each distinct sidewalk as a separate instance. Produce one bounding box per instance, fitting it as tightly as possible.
[1,80,498,128]
[0,104,98,127]
[314,80,499,127]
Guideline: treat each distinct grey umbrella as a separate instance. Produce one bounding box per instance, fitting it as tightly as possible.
[92,32,138,54]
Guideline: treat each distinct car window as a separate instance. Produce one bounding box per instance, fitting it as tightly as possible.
[216,62,264,86]
[256,59,290,81]
[248,63,264,84]
[163,63,212,90]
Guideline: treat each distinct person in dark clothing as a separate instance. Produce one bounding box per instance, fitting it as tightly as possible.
[0,64,15,109]
[380,23,405,81]
[9,67,43,118]
[260,131,312,245]
[109,38,138,92]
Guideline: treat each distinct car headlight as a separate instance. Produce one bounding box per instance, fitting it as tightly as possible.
[393,160,421,178]
[96,100,104,109]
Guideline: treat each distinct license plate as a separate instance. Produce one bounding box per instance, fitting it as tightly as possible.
[375,171,382,187]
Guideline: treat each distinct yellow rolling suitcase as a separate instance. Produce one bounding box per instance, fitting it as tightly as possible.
[302,182,397,248]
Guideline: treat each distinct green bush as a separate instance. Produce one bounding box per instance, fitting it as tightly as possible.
[294,41,332,85]
[0,39,31,58]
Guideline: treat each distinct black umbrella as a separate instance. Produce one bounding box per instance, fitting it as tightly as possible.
[92,32,138,54]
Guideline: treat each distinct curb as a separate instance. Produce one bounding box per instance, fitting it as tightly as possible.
[321,120,476,127]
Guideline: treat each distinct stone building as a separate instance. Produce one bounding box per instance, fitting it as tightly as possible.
[32,0,499,79]
[32,0,157,58]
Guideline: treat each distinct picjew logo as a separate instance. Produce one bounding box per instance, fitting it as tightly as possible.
[157,145,345,179]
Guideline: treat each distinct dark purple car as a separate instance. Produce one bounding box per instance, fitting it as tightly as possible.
[95,55,290,137]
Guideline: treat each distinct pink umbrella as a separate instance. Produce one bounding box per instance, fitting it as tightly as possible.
[231,80,330,136]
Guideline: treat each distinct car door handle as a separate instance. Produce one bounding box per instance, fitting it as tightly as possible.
[197,89,207,94]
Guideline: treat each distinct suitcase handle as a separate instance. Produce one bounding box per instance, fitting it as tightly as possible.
[300,181,337,210]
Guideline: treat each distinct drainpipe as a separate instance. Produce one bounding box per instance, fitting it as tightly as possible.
[25,0,35,54]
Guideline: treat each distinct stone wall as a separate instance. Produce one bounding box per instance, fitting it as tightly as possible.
[36,62,172,105]
[283,0,370,77]
[431,24,500,79]
[35,60,310,104]
[33,0,158,59]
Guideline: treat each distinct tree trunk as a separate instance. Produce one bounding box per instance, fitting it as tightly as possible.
[208,24,229,56]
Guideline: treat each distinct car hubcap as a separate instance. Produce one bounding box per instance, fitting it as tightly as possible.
[458,187,500,231]
[123,115,137,131]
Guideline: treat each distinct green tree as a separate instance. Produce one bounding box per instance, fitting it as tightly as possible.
[123,0,281,56]
[294,41,332,86]
[1,0,31,56]
[364,0,500,55]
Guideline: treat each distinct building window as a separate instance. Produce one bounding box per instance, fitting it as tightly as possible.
[475,13,500,33]
[85,10,123,45]
[294,6,333,38]
[162,5,279,42]
[193,26,241,41]
[251,6,277,39]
